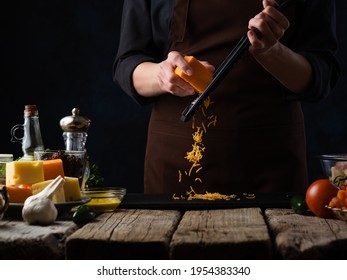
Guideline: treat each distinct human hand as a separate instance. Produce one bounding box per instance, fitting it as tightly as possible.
[157,51,215,97]
[247,0,290,55]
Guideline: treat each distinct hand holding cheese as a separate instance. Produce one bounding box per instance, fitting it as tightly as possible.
[174,56,213,94]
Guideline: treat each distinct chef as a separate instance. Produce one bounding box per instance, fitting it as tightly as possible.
[113,0,340,194]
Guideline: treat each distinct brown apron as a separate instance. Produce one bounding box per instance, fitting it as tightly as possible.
[144,0,308,194]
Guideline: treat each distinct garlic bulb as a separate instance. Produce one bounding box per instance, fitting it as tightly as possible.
[22,175,66,225]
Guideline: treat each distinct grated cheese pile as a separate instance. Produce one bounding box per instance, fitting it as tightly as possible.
[173,187,256,201]
[186,187,236,201]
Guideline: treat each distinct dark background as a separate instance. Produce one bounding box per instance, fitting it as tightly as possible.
[3,0,346,193]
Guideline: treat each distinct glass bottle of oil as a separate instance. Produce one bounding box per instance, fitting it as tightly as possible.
[10,105,45,161]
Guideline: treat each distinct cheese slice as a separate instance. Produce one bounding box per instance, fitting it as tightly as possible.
[32,179,66,203]
[6,161,44,185]
[174,56,213,94]
[42,159,64,180]
[63,177,82,202]
[6,185,32,203]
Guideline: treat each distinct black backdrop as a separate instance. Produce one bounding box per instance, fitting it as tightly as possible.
[3,0,347,193]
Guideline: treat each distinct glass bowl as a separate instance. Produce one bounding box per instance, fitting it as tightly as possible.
[34,150,87,189]
[325,206,347,222]
[81,187,126,212]
[318,154,347,188]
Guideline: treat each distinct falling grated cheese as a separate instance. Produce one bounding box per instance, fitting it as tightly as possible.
[207,116,218,128]
[178,170,183,183]
[201,122,207,133]
[185,143,205,163]
[177,70,220,195]
[192,127,203,143]
[204,96,214,109]
[188,163,201,176]
[201,107,207,117]
[196,167,203,173]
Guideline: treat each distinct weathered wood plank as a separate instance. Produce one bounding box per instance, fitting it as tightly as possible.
[0,219,78,260]
[170,208,272,259]
[265,208,347,259]
[66,209,182,260]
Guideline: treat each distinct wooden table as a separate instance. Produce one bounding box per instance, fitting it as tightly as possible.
[0,218,78,259]
[1,193,347,260]
[65,208,347,260]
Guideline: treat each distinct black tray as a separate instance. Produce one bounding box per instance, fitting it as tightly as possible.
[119,192,301,211]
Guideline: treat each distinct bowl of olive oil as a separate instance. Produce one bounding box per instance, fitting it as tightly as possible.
[81,187,126,212]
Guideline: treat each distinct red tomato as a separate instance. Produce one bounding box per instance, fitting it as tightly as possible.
[305,179,338,218]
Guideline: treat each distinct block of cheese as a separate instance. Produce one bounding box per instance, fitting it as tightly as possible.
[6,185,32,203]
[32,179,66,203]
[6,161,44,186]
[63,177,82,202]
[42,159,64,180]
[174,56,213,94]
